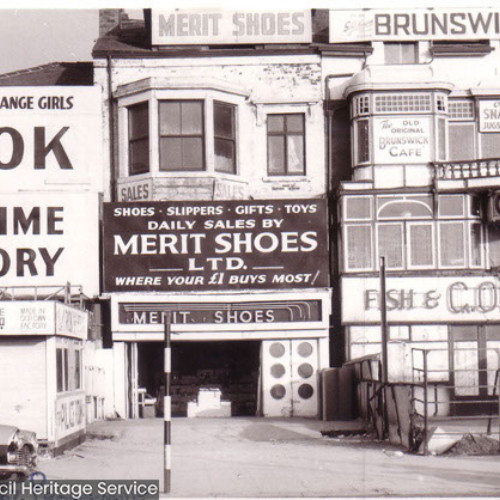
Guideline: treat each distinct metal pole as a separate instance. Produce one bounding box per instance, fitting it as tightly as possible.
[164,312,172,494]
[380,256,389,384]
[423,350,429,456]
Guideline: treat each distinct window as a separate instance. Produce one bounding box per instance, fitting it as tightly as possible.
[356,119,370,164]
[56,347,69,393]
[128,102,149,175]
[374,94,431,113]
[346,225,372,270]
[384,43,418,64]
[159,100,204,171]
[343,194,483,272]
[267,114,305,175]
[449,123,476,161]
[74,350,81,390]
[214,102,236,174]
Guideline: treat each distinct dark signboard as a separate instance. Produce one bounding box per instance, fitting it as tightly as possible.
[102,199,328,292]
[119,300,322,325]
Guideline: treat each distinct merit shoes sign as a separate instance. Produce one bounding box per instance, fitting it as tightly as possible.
[330,8,500,42]
[102,199,328,292]
[151,10,312,45]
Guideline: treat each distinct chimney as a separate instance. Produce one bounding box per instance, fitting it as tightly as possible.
[99,9,124,37]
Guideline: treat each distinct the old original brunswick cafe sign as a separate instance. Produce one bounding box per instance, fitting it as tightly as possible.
[102,199,328,292]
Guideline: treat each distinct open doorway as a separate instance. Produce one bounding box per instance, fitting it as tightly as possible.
[137,340,261,417]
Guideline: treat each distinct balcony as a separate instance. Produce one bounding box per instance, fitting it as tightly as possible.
[433,158,500,190]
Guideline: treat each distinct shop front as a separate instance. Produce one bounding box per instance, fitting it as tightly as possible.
[0,300,88,455]
[110,291,331,418]
[342,275,500,413]
[102,198,331,419]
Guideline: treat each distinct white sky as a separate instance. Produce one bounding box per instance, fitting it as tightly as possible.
[0,1,497,74]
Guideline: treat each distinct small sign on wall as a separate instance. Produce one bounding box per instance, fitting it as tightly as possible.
[479,100,500,133]
[373,116,431,164]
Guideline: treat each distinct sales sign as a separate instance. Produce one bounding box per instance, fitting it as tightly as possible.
[151,9,312,45]
[330,8,500,42]
[102,199,328,292]
[373,117,431,164]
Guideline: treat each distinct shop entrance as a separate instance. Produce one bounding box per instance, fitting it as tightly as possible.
[137,340,261,417]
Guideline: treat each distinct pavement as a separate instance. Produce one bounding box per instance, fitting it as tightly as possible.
[37,417,500,498]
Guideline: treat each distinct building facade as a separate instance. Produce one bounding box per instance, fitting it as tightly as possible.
[327,7,500,413]
[94,9,332,418]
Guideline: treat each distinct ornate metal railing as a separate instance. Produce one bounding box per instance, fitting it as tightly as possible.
[434,158,500,180]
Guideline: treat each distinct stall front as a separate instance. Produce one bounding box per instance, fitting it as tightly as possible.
[0,300,88,455]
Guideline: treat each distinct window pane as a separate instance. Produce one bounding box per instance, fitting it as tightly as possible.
[346,225,372,269]
[215,139,235,173]
[268,136,285,174]
[129,102,148,139]
[449,123,475,161]
[75,351,81,390]
[64,349,69,391]
[410,225,433,266]
[159,101,181,135]
[438,117,446,160]
[481,133,500,158]
[488,225,500,267]
[268,115,285,133]
[182,138,204,170]
[440,223,465,266]
[345,197,371,220]
[214,103,234,139]
[379,200,432,218]
[357,120,369,163]
[470,223,482,266]
[439,195,464,217]
[181,102,203,135]
[378,225,403,268]
[56,348,63,392]
[286,114,304,133]
[129,139,149,175]
[287,135,304,174]
[160,137,182,170]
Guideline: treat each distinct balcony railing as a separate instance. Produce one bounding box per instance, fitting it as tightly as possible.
[434,158,500,180]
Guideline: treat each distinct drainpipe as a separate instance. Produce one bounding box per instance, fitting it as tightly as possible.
[107,55,117,202]
[324,73,353,366]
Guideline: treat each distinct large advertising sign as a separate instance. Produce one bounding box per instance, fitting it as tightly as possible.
[373,117,431,164]
[0,192,99,295]
[330,8,500,42]
[0,87,102,191]
[343,276,500,324]
[103,199,328,292]
[151,10,312,45]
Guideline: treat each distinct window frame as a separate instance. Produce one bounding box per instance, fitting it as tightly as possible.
[214,100,237,174]
[127,101,150,176]
[266,113,306,176]
[384,42,419,65]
